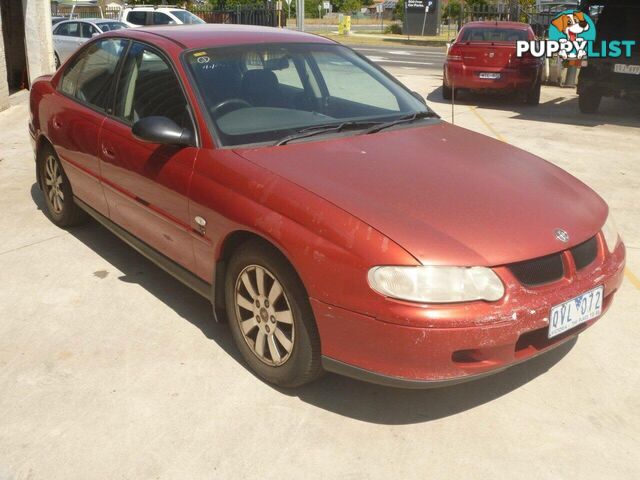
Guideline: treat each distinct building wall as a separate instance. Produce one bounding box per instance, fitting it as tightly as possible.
[22,0,55,82]
[0,4,11,111]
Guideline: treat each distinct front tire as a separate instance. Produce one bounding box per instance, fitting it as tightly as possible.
[579,87,602,114]
[225,240,322,388]
[38,144,87,227]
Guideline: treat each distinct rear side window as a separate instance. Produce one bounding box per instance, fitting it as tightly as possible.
[126,11,148,25]
[459,28,528,42]
[60,38,128,112]
[115,42,190,128]
[56,22,81,37]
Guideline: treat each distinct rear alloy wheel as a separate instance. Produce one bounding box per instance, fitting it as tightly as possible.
[225,240,322,387]
[39,145,87,227]
[579,87,602,114]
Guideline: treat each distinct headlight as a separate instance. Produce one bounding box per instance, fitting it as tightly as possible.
[602,212,620,254]
[367,266,505,304]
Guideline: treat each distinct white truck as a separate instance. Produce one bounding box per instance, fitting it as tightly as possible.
[118,5,206,27]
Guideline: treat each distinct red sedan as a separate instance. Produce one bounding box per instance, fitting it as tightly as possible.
[29,25,625,388]
[443,21,543,104]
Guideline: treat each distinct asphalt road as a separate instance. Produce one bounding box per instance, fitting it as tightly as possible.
[352,44,445,75]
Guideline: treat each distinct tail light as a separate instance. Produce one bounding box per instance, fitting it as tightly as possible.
[510,51,539,66]
[447,44,463,62]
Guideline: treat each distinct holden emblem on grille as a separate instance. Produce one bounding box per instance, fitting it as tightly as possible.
[554,228,569,243]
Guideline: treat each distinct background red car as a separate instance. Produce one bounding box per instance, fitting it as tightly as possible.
[443,21,543,105]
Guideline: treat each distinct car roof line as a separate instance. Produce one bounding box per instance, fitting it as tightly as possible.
[132,29,188,49]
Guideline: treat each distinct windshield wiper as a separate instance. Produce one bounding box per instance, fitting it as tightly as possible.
[275,120,383,146]
[361,111,438,135]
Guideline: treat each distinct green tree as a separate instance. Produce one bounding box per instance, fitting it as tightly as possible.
[339,0,362,14]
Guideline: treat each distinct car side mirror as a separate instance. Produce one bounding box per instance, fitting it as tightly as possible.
[132,116,194,147]
[411,91,427,105]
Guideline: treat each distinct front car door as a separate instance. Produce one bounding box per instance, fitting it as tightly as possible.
[99,41,198,270]
[49,38,128,217]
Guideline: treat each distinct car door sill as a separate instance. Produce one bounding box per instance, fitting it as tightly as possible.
[74,196,212,300]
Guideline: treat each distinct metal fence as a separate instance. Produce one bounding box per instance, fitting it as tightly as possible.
[51,3,284,28]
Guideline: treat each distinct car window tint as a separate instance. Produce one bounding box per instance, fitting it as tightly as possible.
[312,50,399,111]
[152,12,173,25]
[115,43,190,128]
[74,39,127,111]
[54,23,69,36]
[80,23,97,38]
[60,53,85,96]
[66,22,80,37]
[459,28,528,42]
[126,11,147,25]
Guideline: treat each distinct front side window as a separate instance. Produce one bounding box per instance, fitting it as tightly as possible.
[185,43,428,147]
[97,22,128,32]
[170,10,205,24]
[126,11,148,26]
[80,23,99,39]
[152,12,173,25]
[60,38,128,112]
[115,42,190,129]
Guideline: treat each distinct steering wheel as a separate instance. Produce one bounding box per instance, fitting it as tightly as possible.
[211,98,251,116]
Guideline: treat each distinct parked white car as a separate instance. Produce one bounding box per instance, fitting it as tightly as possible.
[53,19,128,68]
[119,6,205,27]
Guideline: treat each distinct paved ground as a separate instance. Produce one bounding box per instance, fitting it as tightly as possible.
[1,57,639,479]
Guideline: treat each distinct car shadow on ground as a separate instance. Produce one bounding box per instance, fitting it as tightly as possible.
[31,183,576,425]
[427,86,640,129]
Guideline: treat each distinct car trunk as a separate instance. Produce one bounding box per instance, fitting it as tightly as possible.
[459,43,516,68]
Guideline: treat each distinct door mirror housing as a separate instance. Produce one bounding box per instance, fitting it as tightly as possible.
[132,116,194,147]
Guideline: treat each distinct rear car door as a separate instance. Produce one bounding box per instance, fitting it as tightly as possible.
[50,38,128,216]
[99,41,198,270]
[53,22,85,62]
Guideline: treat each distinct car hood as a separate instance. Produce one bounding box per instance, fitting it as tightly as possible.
[235,122,607,266]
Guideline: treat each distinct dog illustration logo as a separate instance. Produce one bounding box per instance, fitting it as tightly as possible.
[549,10,596,59]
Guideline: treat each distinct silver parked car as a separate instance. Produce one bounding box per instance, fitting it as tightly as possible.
[53,19,128,68]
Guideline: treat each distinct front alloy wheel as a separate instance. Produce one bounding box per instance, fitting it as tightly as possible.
[234,265,295,366]
[225,240,322,387]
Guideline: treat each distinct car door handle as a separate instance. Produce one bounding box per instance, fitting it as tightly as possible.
[101,146,116,159]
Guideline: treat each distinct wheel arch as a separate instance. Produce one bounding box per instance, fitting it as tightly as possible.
[212,230,310,324]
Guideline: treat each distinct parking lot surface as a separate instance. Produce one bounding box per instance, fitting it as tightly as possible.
[0,59,639,479]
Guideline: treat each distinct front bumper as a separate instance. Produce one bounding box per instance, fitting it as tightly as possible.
[313,240,626,388]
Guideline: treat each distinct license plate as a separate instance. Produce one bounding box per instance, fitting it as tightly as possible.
[479,72,501,79]
[614,64,640,75]
[548,286,603,338]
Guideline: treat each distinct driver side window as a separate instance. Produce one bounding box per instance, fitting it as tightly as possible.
[115,42,191,129]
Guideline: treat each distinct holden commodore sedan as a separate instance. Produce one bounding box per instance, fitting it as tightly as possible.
[29,25,625,388]
[443,21,543,105]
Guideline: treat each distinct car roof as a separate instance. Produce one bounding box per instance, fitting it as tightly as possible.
[114,24,333,49]
[462,21,531,30]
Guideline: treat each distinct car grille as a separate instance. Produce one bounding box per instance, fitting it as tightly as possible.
[509,253,565,287]
[570,236,598,270]
[508,235,599,287]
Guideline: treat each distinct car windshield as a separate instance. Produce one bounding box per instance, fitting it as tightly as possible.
[185,43,430,147]
[97,21,127,32]
[171,10,205,24]
[459,28,529,42]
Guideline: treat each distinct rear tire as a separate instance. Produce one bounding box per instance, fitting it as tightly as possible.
[442,80,453,100]
[525,80,541,106]
[579,87,602,114]
[54,52,61,70]
[225,240,323,388]
[38,144,87,227]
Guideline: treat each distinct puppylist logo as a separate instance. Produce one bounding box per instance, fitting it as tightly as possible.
[516,10,636,60]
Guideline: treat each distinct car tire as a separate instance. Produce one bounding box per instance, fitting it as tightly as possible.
[442,80,453,100]
[579,88,602,114]
[225,239,323,388]
[525,80,541,106]
[54,52,61,70]
[38,144,87,227]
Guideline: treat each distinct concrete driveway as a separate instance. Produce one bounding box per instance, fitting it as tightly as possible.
[0,68,639,480]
